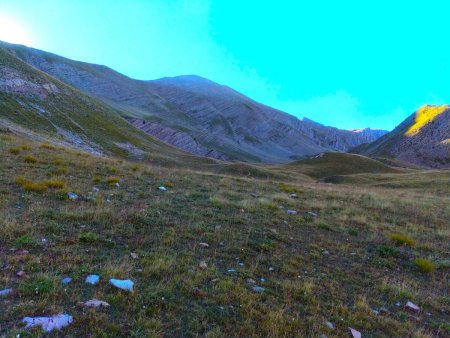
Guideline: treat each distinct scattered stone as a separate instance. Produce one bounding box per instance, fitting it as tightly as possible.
[239,209,245,213]
[372,309,379,315]
[322,250,330,255]
[85,274,99,285]
[325,321,334,330]
[250,193,259,198]
[158,186,167,191]
[350,252,356,256]
[349,327,362,338]
[130,252,138,259]
[289,193,298,198]
[199,242,209,248]
[252,286,265,293]
[405,301,420,312]
[114,182,120,187]
[199,261,208,270]
[22,314,73,332]
[109,279,134,292]
[17,270,26,277]
[61,277,72,285]
[239,262,244,267]
[67,192,78,200]
[82,299,110,308]
[92,187,100,193]
[395,301,401,307]
[227,269,236,273]
[269,267,274,272]
[260,277,266,283]
[246,278,256,284]
[308,211,318,217]
[0,288,13,296]
[287,210,297,215]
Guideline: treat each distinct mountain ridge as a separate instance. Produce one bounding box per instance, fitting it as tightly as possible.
[0,41,388,162]
[354,105,450,168]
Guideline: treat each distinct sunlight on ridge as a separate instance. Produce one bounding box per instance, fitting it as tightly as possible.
[406,104,449,136]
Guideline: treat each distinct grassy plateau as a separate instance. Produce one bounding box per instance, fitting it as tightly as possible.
[0,131,449,337]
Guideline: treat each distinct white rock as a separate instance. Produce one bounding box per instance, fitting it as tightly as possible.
[199,261,208,270]
[405,301,420,312]
[85,274,99,285]
[130,252,138,259]
[326,321,334,330]
[82,299,110,308]
[287,210,297,215]
[23,314,73,332]
[0,288,13,296]
[109,278,134,292]
[158,186,167,191]
[67,192,78,200]
[252,286,265,293]
[349,327,361,338]
[199,242,209,248]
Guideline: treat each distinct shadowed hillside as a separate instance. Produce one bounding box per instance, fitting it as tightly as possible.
[1,41,387,162]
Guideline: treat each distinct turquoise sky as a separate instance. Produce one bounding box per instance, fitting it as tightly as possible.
[1,0,448,130]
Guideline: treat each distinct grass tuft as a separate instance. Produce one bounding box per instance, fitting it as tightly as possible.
[23,155,37,163]
[414,258,435,273]
[43,178,65,189]
[389,233,415,246]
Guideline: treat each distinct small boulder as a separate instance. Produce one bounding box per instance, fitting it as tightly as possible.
[325,321,334,330]
[199,242,209,248]
[17,270,26,277]
[85,274,99,285]
[67,192,78,200]
[349,327,361,338]
[61,277,72,285]
[405,301,420,313]
[82,299,110,308]
[23,314,73,332]
[287,210,297,215]
[199,261,208,270]
[252,286,265,293]
[0,288,13,296]
[130,252,138,259]
[158,186,167,191]
[109,278,134,292]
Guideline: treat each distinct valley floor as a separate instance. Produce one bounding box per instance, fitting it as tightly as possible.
[0,132,449,337]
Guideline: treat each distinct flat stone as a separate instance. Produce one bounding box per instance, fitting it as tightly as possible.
[61,277,72,284]
[325,321,334,330]
[85,274,99,285]
[252,286,265,293]
[405,301,420,312]
[349,327,362,338]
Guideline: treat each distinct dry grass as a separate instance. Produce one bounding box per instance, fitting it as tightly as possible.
[0,134,448,337]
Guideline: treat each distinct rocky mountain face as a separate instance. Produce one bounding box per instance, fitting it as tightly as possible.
[356,105,450,168]
[1,41,387,162]
[0,45,195,162]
